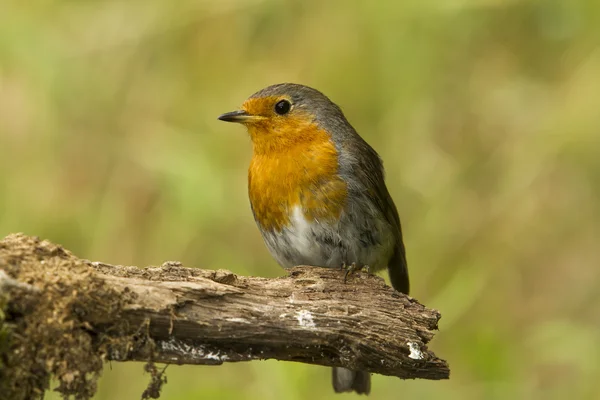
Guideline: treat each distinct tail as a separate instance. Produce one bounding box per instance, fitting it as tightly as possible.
[332,367,371,395]
[388,243,410,294]
[331,243,407,395]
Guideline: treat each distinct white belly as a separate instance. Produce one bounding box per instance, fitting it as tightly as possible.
[259,205,394,271]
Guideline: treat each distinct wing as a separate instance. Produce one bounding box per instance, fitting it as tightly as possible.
[341,136,410,294]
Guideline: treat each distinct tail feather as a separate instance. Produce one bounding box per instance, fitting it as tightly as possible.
[388,244,410,294]
[332,236,408,395]
[332,367,371,395]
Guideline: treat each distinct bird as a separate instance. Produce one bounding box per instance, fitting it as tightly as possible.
[218,83,409,395]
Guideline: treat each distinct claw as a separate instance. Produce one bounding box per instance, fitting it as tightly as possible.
[343,262,359,284]
[342,263,372,284]
[344,268,351,283]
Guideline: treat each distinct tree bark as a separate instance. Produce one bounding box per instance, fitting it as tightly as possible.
[0,234,449,399]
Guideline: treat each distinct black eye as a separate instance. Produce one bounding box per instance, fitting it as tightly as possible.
[274,99,291,115]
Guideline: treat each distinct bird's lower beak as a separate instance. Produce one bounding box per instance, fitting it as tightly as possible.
[218,110,264,123]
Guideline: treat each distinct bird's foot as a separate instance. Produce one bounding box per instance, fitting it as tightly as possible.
[342,262,370,283]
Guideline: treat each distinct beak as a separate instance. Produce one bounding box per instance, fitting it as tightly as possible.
[218,110,263,123]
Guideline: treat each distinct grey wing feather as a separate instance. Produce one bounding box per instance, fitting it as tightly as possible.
[344,137,410,294]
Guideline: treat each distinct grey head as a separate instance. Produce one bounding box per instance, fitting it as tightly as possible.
[248,83,358,141]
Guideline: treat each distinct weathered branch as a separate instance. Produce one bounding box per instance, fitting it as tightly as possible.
[0,234,449,399]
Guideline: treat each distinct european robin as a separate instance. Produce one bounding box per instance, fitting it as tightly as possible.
[218,83,409,395]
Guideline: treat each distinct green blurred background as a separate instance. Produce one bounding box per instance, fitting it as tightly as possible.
[1,0,599,399]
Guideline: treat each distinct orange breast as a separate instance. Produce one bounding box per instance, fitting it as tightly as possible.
[248,125,348,231]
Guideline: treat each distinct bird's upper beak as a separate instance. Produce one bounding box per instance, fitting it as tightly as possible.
[218,110,264,124]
